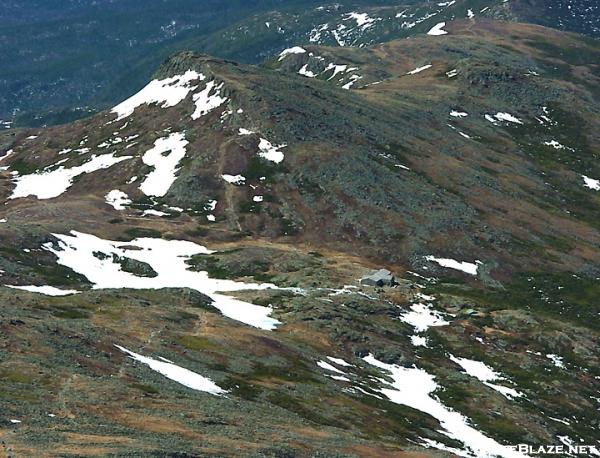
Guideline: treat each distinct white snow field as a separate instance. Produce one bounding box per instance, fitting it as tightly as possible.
[43,231,281,330]
[112,70,203,120]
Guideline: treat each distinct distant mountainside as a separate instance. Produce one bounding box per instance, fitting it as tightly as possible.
[1,17,599,456]
[2,0,599,128]
[0,0,402,127]
[511,0,600,38]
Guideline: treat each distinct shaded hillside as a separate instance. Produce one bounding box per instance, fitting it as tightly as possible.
[3,20,600,280]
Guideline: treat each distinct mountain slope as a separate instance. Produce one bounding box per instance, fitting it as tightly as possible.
[6,0,599,129]
[3,19,600,280]
[0,18,599,457]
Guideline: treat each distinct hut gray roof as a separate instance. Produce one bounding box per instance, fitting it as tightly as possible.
[360,269,395,286]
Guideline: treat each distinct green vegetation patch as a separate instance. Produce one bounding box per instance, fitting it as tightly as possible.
[431,272,600,329]
[123,227,163,239]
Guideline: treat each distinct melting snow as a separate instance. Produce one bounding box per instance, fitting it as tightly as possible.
[327,356,352,367]
[239,128,254,136]
[486,112,523,125]
[449,355,523,399]
[543,140,571,150]
[582,175,600,191]
[400,302,449,333]
[427,22,448,36]
[105,190,132,210]
[317,360,346,375]
[8,285,79,296]
[222,174,246,185]
[546,354,566,369]
[112,70,202,120]
[425,256,480,275]
[143,209,168,217]
[278,46,307,61]
[43,231,280,330]
[342,74,362,90]
[116,345,225,395]
[363,355,526,458]
[10,153,132,200]
[411,335,429,347]
[407,64,432,75]
[450,111,468,117]
[325,63,349,80]
[191,81,228,120]
[344,12,378,30]
[298,64,317,78]
[258,138,286,163]
[139,132,188,197]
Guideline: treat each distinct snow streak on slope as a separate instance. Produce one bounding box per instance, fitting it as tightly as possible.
[139,132,189,197]
[8,285,79,296]
[407,64,432,75]
[116,345,225,395]
[425,256,480,275]
[112,70,203,120]
[278,46,306,60]
[363,355,527,458]
[43,231,280,330]
[449,355,523,399]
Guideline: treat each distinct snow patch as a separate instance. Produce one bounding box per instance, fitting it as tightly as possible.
[411,335,429,347]
[258,138,286,163]
[582,175,600,191]
[400,302,449,333]
[222,174,246,185]
[112,70,202,120]
[139,132,188,197]
[425,256,480,275]
[344,12,378,30]
[191,81,228,120]
[486,112,523,125]
[427,22,448,35]
[546,353,565,369]
[298,64,317,78]
[278,46,306,61]
[105,190,132,211]
[10,153,132,200]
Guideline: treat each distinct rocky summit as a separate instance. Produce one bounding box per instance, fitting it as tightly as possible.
[0,2,599,457]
